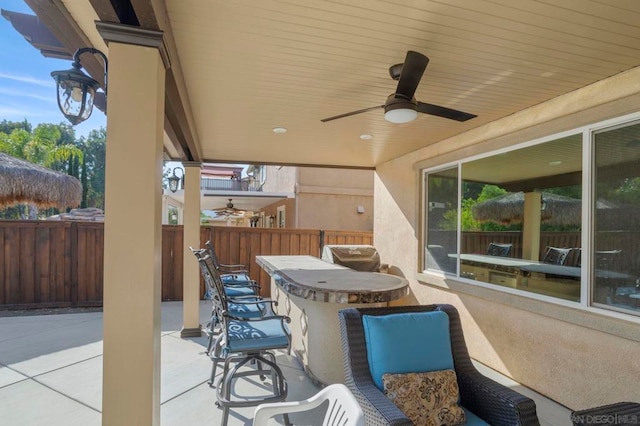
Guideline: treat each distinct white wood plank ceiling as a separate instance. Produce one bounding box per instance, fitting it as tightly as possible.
[85,1,640,167]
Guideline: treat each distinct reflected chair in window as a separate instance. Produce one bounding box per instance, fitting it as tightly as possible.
[594,250,626,305]
[542,247,572,265]
[571,248,582,267]
[339,305,540,426]
[195,252,291,426]
[487,243,512,257]
[253,383,364,426]
[595,249,622,270]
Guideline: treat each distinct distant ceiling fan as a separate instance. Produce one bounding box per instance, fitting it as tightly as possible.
[210,199,245,218]
[321,51,477,124]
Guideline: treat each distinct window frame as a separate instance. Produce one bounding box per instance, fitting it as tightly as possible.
[420,111,640,320]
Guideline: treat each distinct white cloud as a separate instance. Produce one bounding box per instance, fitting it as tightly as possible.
[0,86,53,103]
[0,105,54,118]
[0,72,52,88]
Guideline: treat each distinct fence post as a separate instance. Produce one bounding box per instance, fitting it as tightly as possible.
[70,222,79,307]
[319,229,325,253]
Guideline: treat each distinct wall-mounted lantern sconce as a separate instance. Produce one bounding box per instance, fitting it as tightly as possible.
[51,47,108,125]
[167,167,185,193]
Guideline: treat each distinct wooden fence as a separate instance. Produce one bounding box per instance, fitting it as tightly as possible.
[212,228,376,286]
[5,221,636,309]
[462,230,640,271]
[461,231,582,260]
[0,221,373,309]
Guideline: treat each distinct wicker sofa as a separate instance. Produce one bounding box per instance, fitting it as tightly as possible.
[338,304,540,425]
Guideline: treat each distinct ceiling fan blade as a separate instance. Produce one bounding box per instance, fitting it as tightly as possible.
[321,105,384,122]
[395,51,429,100]
[417,102,477,122]
[94,92,106,113]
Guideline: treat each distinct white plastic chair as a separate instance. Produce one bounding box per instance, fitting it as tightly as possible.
[253,383,364,426]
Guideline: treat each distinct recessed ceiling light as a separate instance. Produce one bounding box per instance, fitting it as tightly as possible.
[272,127,287,134]
[548,160,562,166]
[360,134,373,140]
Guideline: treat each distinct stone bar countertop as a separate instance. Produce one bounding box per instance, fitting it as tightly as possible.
[256,255,408,304]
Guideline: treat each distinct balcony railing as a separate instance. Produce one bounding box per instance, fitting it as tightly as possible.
[200,178,262,192]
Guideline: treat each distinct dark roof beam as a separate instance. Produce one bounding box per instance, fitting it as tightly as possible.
[24,0,105,88]
[1,9,71,59]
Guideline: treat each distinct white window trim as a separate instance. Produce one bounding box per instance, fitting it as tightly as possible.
[419,110,640,327]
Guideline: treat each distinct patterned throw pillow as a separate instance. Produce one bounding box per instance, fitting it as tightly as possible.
[382,369,466,426]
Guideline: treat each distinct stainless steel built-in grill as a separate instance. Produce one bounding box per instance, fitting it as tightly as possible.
[321,245,381,272]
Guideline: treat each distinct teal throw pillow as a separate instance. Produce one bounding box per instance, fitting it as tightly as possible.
[362,310,454,390]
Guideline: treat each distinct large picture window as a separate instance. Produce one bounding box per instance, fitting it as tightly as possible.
[424,167,458,275]
[422,118,640,316]
[593,121,640,314]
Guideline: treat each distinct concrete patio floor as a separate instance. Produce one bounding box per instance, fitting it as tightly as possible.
[0,301,571,425]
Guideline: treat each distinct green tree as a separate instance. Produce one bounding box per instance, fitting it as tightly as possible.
[31,123,83,173]
[0,122,96,219]
[476,184,507,203]
[0,128,31,158]
[543,185,582,200]
[443,184,511,231]
[82,128,106,209]
[0,119,31,134]
[613,178,640,203]
[81,160,89,208]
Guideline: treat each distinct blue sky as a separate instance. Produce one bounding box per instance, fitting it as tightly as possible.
[0,0,106,137]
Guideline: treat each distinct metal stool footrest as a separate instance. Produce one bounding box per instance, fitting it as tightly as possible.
[216,351,288,426]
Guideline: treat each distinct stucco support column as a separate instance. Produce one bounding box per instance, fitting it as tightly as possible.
[97,23,166,426]
[522,192,542,261]
[181,162,202,337]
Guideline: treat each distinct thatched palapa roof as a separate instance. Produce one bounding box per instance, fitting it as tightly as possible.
[472,191,582,226]
[0,152,82,209]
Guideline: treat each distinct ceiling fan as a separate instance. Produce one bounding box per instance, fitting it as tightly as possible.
[210,199,245,218]
[321,51,477,124]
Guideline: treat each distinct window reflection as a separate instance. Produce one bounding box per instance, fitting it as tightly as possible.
[423,120,640,315]
[168,205,179,225]
[425,167,458,274]
[593,121,640,313]
[457,134,583,301]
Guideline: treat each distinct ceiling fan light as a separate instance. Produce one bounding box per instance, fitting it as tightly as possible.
[384,107,418,124]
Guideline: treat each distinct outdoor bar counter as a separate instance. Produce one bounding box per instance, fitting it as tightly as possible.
[256,255,409,385]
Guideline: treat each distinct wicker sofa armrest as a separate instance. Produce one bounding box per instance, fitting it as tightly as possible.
[457,369,540,426]
[340,308,411,425]
[348,379,413,426]
[339,304,542,426]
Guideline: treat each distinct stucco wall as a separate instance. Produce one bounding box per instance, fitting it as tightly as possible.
[259,166,374,230]
[261,198,296,228]
[374,66,640,410]
[261,166,297,193]
[296,167,374,230]
[298,167,373,189]
[261,193,373,230]
[296,192,372,231]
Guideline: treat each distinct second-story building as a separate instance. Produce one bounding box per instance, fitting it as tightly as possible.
[253,165,373,231]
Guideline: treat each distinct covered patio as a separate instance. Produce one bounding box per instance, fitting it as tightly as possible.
[4,1,640,424]
[0,302,570,425]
